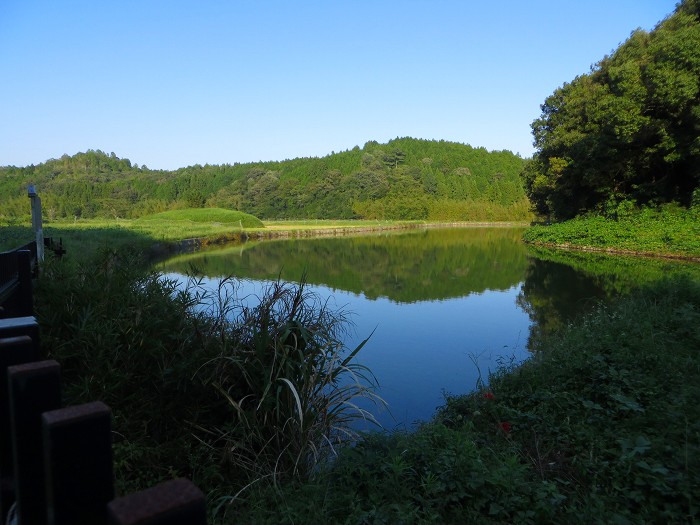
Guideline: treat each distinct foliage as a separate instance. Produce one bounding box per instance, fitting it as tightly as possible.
[34,251,378,496]
[224,277,700,524]
[201,278,383,487]
[478,277,700,522]
[354,197,533,222]
[523,204,700,258]
[0,138,529,221]
[28,224,700,522]
[522,0,700,219]
[36,250,222,492]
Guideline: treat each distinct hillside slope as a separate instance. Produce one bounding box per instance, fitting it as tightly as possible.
[0,138,529,221]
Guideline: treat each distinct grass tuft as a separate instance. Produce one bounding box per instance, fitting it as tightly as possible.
[136,208,264,228]
[195,277,383,491]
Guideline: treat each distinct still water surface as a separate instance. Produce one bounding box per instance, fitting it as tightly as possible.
[158,227,696,430]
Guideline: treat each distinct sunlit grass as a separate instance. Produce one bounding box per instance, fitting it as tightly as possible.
[262,219,420,230]
[1,217,415,248]
[2,214,528,262]
[524,205,700,259]
[136,208,264,228]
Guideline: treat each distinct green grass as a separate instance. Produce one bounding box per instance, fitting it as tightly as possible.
[18,220,700,522]
[2,214,519,261]
[226,277,700,524]
[136,208,264,228]
[35,252,381,498]
[0,208,264,258]
[524,204,700,259]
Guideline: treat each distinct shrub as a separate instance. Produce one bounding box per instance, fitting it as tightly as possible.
[34,251,379,497]
[198,277,383,487]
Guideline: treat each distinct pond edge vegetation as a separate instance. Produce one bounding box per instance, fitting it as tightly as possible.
[523,204,700,261]
[31,246,700,524]
[4,0,700,520]
[231,276,700,524]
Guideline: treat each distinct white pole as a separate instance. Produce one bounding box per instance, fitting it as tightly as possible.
[28,185,44,263]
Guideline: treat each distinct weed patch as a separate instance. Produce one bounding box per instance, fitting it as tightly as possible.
[227,277,700,523]
[34,251,379,498]
[524,205,700,258]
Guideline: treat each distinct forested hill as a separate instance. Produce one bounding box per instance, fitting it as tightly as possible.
[0,138,530,221]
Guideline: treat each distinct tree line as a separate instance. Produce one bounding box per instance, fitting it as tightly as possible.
[522,0,700,220]
[0,138,529,221]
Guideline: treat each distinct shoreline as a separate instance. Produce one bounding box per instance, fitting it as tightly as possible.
[152,221,700,264]
[525,240,700,263]
[151,221,530,257]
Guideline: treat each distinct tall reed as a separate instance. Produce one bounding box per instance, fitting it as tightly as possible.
[194,276,383,487]
[35,250,382,497]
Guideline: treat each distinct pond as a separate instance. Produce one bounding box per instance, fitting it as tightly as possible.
[157,226,699,431]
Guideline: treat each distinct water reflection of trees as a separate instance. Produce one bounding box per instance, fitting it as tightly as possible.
[161,228,700,352]
[517,257,607,352]
[160,227,529,303]
[517,247,700,352]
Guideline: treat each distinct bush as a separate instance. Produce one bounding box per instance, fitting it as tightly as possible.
[34,251,378,497]
[197,277,383,486]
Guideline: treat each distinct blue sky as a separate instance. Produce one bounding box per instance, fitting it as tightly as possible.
[0,1,679,170]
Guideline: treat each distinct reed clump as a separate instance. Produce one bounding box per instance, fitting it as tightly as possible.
[34,249,380,498]
[194,276,382,488]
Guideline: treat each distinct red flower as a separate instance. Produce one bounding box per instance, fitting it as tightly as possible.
[500,421,512,434]
[483,392,495,400]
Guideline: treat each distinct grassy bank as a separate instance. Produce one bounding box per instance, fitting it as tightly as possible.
[229,277,700,524]
[523,205,700,260]
[0,214,522,261]
[0,217,412,259]
[34,251,380,500]
[8,212,700,522]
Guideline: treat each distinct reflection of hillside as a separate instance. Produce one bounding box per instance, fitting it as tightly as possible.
[159,227,529,303]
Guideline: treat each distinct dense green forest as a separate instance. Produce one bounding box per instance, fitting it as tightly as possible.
[0,138,529,221]
[522,0,700,220]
